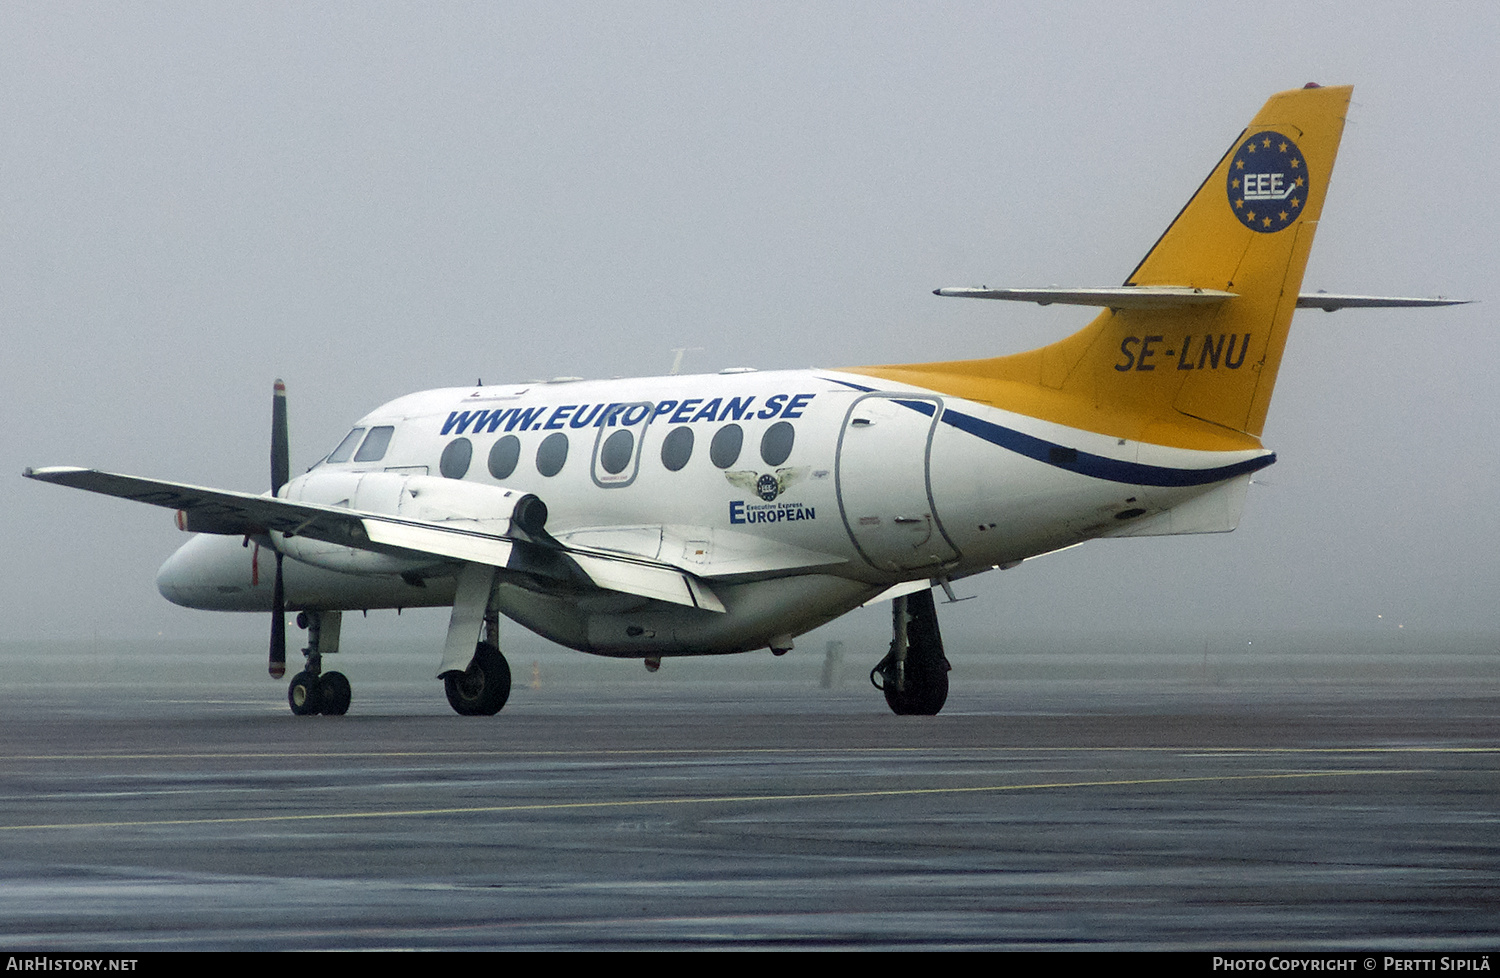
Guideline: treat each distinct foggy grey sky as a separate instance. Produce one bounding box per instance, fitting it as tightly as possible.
[5,2,1495,653]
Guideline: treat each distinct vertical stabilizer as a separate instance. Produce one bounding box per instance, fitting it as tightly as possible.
[855,85,1352,448]
[1123,83,1350,436]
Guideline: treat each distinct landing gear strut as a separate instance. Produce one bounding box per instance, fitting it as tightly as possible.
[286,610,350,716]
[440,573,512,716]
[870,589,950,716]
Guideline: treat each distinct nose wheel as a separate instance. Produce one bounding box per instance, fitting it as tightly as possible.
[285,611,351,716]
[287,668,351,715]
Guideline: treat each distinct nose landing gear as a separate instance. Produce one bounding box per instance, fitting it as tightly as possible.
[286,610,351,716]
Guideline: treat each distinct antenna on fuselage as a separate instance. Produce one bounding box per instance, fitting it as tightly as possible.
[668,347,703,376]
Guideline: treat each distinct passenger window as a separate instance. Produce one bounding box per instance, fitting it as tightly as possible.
[327,428,365,463]
[353,425,394,462]
[488,435,521,480]
[660,426,693,472]
[760,421,795,466]
[537,432,569,477]
[710,424,743,469]
[600,429,635,475]
[440,437,472,479]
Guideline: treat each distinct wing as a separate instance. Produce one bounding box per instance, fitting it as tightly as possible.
[23,466,725,613]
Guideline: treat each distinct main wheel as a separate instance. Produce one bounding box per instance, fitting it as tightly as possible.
[444,642,511,716]
[883,659,949,715]
[875,589,951,716]
[288,671,322,715]
[319,671,352,716]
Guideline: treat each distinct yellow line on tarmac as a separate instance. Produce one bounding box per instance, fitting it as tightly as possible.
[0,768,1423,833]
[0,746,1492,762]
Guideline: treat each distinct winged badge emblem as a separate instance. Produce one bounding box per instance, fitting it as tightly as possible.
[724,467,807,502]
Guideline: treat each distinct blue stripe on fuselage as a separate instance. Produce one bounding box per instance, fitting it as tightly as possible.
[827,377,1274,487]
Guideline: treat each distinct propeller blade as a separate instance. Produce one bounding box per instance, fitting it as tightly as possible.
[269,552,286,678]
[270,378,290,679]
[271,378,289,495]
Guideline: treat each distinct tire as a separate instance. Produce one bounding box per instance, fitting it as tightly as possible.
[883,660,949,715]
[319,671,352,716]
[443,643,511,716]
[288,671,322,715]
[881,589,950,716]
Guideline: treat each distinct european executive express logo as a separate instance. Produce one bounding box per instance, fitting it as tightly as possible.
[724,467,817,525]
[1226,131,1307,233]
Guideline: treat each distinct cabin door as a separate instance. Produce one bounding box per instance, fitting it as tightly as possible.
[835,394,959,572]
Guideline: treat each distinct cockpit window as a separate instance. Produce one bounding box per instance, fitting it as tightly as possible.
[326,428,365,463]
[353,425,395,462]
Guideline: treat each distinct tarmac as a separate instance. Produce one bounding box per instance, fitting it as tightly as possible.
[0,639,1496,950]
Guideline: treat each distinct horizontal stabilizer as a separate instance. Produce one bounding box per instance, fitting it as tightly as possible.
[934,287,1469,313]
[1294,292,1471,312]
[933,286,1236,309]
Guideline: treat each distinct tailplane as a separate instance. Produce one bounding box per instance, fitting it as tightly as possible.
[857,84,1354,450]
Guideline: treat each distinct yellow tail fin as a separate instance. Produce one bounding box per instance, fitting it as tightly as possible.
[856,85,1352,451]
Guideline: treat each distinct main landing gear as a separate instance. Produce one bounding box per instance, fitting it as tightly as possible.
[444,641,512,716]
[438,564,513,716]
[287,610,351,716]
[870,588,950,716]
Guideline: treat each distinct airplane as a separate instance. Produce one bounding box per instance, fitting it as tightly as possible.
[24,84,1465,718]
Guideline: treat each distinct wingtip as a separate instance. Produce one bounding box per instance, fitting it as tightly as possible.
[22,465,90,481]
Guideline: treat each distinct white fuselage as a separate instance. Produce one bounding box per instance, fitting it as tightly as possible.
[156,368,1270,657]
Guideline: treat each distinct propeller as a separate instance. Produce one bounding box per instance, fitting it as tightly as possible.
[269,379,289,679]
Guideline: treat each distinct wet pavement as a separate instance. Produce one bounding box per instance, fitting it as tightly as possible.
[0,661,1496,950]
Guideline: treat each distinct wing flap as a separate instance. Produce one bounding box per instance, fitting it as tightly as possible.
[360,519,515,568]
[558,524,847,582]
[567,551,725,612]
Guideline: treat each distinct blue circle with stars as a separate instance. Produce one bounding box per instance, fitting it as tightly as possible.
[1226,131,1308,233]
